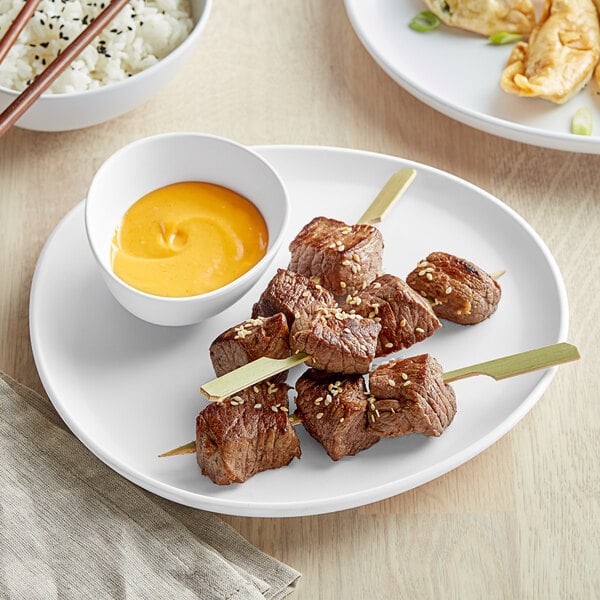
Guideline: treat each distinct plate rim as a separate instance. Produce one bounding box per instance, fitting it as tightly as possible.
[29,144,569,517]
[343,0,600,154]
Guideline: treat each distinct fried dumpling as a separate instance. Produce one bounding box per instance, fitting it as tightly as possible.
[422,0,536,36]
[500,0,600,104]
[594,0,600,88]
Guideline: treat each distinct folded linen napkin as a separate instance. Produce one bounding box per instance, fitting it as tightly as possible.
[0,372,300,600]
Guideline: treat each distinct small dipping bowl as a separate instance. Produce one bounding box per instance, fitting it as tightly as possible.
[85,132,290,326]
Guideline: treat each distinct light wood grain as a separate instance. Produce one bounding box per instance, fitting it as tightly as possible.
[0,1,598,598]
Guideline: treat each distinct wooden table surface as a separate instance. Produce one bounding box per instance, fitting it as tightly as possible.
[1,1,598,598]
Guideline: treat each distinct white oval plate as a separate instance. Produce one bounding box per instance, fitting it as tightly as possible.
[30,145,568,517]
[344,0,600,154]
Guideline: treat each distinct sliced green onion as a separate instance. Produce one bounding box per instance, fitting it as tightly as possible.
[409,11,441,32]
[488,32,523,45]
[571,107,593,136]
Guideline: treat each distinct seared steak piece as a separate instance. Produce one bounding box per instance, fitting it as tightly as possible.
[367,354,456,438]
[252,268,337,325]
[341,274,441,357]
[290,305,381,374]
[406,252,501,325]
[196,382,301,485]
[209,313,290,378]
[288,216,384,295]
[295,369,380,460]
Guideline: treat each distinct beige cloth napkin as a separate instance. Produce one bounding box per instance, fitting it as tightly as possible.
[0,372,300,599]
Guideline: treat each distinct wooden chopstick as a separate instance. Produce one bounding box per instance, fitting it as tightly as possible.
[0,0,42,64]
[0,0,130,138]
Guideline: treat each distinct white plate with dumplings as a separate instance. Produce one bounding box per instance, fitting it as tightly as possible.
[344,0,600,153]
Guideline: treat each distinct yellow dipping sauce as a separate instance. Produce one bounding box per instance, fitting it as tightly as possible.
[111,182,268,297]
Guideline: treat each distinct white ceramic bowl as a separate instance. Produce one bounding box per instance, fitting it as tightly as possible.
[85,132,290,326]
[0,0,211,132]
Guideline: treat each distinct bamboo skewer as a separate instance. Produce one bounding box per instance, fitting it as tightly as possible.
[159,441,196,457]
[356,168,417,225]
[162,342,580,456]
[201,353,311,401]
[442,342,579,383]
[200,341,579,401]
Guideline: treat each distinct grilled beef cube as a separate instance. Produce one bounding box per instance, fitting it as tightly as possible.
[367,354,456,438]
[295,369,380,460]
[290,305,381,374]
[406,252,501,325]
[252,268,337,326]
[342,274,441,357]
[209,313,290,379]
[288,216,384,295]
[196,382,301,485]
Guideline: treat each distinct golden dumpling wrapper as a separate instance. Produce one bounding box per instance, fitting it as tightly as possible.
[423,0,536,36]
[500,0,600,104]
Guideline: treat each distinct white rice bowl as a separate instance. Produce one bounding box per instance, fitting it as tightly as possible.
[0,0,211,130]
[0,0,193,93]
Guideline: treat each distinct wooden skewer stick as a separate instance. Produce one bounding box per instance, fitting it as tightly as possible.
[356,168,417,225]
[159,441,196,457]
[199,168,506,401]
[442,341,579,383]
[164,342,580,456]
[191,339,579,458]
[200,341,579,401]
[201,353,311,401]
[168,170,417,453]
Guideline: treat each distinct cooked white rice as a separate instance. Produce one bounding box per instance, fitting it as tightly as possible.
[0,0,193,93]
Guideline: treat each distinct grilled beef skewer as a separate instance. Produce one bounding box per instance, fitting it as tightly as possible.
[340,273,441,357]
[406,251,501,325]
[250,269,438,374]
[288,216,384,296]
[194,382,301,485]
[290,304,381,374]
[252,268,338,325]
[209,313,291,381]
[367,354,457,438]
[165,344,579,481]
[294,369,380,460]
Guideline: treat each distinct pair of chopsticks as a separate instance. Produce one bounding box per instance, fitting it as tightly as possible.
[0,0,130,138]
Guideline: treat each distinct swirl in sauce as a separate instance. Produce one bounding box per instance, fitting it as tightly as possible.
[111,182,268,297]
